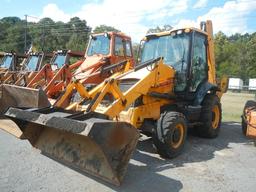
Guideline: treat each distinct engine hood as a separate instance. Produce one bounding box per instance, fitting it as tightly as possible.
[74,54,107,80]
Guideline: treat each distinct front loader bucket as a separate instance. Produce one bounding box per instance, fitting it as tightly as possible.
[0,84,50,114]
[4,107,139,185]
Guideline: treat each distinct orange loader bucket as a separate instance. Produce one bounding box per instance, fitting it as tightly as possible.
[0,84,50,114]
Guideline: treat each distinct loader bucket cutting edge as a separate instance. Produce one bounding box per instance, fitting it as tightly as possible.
[4,107,139,186]
[0,84,50,114]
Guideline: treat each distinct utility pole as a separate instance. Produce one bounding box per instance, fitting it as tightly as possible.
[42,21,46,51]
[24,14,28,53]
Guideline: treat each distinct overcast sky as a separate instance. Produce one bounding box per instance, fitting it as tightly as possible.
[1,0,256,42]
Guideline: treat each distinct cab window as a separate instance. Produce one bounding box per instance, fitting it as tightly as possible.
[125,41,132,57]
[115,37,125,56]
[141,32,190,92]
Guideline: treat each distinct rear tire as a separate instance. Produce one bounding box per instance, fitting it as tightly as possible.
[196,94,222,138]
[242,100,256,135]
[153,111,187,158]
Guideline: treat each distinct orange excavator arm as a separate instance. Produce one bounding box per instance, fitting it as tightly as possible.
[26,64,55,88]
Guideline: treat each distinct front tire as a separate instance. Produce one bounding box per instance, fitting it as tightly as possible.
[196,94,222,138]
[153,111,187,158]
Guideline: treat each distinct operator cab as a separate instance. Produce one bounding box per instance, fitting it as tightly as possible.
[0,53,14,70]
[22,52,43,71]
[140,27,209,100]
[0,53,26,71]
[50,50,68,71]
[50,50,84,71]
[86,32,134,67]
[21,52,52,72]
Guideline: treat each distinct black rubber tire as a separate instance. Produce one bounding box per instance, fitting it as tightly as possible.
[242,100,256,135]
[153,111,187,158]
[196,94,222,138]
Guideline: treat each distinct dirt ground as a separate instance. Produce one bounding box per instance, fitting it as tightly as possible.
[0,121,256,192]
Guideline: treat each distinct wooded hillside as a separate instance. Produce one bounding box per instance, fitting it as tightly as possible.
[1,16,255,81]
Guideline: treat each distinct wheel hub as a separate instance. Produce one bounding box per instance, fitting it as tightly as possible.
[173,129,181,143]
[212,105,220,129]
[170,123,184,149]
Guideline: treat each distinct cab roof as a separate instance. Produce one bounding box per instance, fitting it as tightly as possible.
[144,27,208,40]
[91,31,131,40]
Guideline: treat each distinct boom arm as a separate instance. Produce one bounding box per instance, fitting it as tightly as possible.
[57,58,175,120]
[103,59,174,118]
[203,20,216,84]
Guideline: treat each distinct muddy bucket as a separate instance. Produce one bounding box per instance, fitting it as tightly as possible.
[4,107,139,185]
[0,84,50,114]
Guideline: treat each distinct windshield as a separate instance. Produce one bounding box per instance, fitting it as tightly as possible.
[25,55,40,71]
[87,35,110,56]
[0,55,13,68]
[141,32,190,72]
[141,32,190,91]
[52,54,66,68]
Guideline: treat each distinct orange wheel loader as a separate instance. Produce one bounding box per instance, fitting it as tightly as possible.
[0,52,27,79]
[23,49,84,90]
[1,51,53,85]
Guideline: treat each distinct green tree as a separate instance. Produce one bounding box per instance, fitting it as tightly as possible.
[93,25,120,33]
[0,17,24,52]
[66,17,91,51]
[132,43,140,62]
[247,33,256,78]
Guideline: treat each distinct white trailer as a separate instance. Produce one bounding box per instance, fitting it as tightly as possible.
[249,79,256,90]
[228,78,243,90]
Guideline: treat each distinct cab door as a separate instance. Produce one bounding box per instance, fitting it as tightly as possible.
[189,32,208,92]
[112,35,133,66]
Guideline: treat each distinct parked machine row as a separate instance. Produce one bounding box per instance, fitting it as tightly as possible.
[0,21,229,185]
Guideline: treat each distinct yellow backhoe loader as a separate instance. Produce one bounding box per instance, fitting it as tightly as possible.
[2,20,228,185]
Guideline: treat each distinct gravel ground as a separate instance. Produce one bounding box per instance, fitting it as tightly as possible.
[0,121,256,192]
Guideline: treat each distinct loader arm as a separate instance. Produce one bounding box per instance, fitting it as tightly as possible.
[103,59,174,119]
[14,71,38,86]
[44,64,72,95]
[57,58,175,121]
[44,60,83,96]
[27,64,55,88]
[55,60,131,108]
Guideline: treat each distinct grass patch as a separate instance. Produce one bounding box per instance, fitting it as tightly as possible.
[221,91,255,122]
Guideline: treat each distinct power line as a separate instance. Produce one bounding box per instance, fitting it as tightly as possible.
[24,14,28,52]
